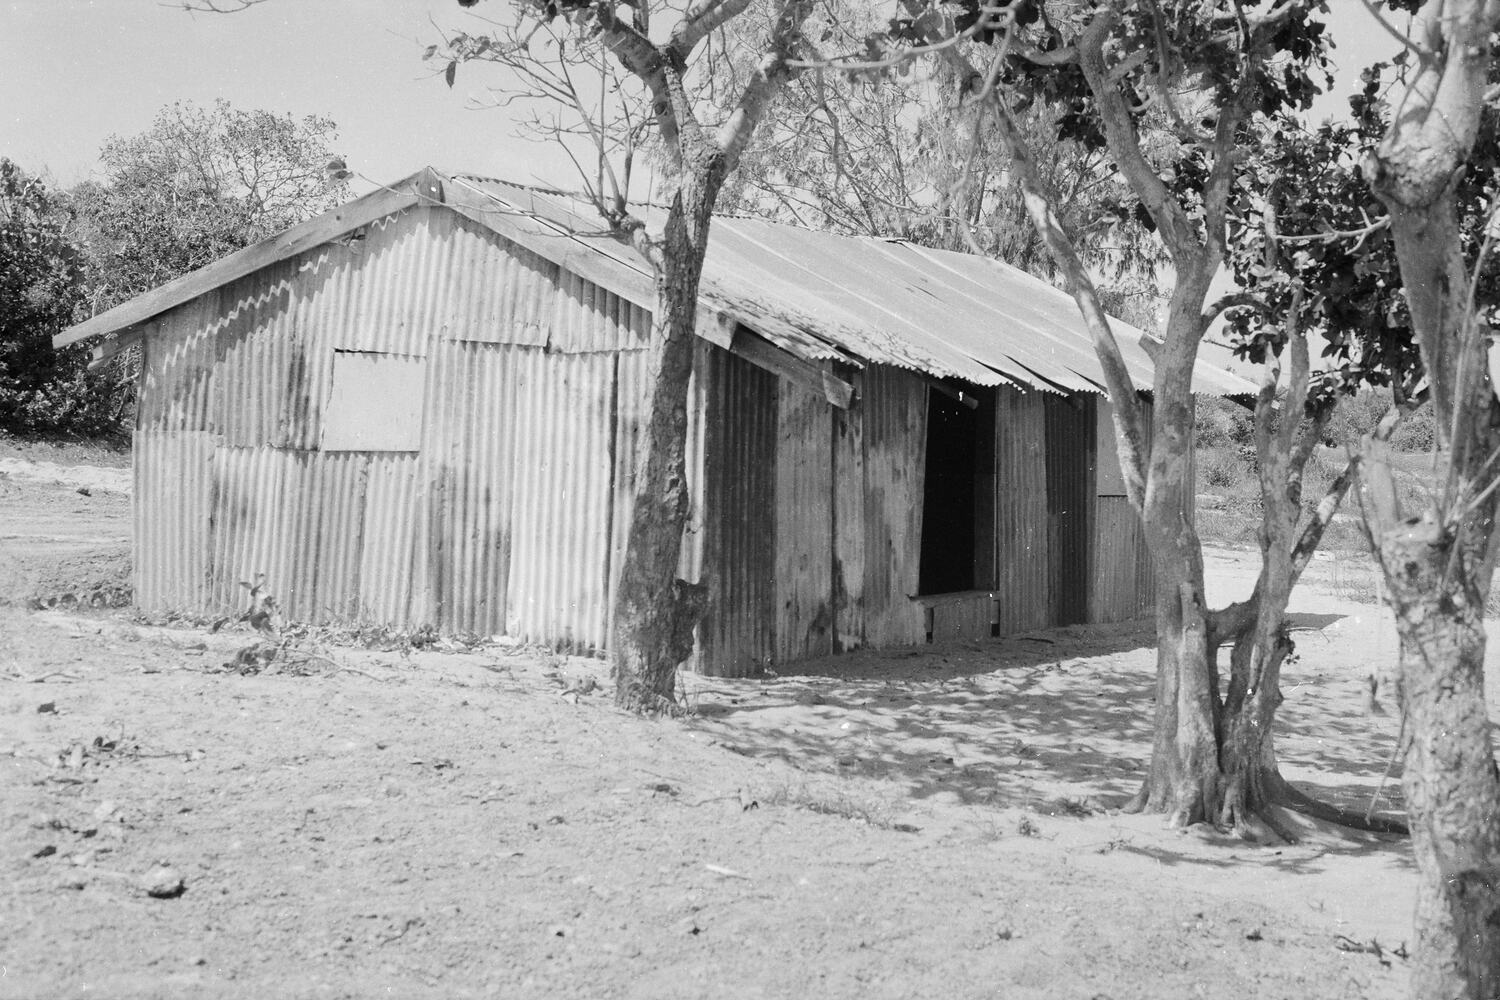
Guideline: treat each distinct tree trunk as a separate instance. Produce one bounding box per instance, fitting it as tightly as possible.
[610,165,721,713]
[1125,282,1222,825]
[1373,510,1500,998]
[1367,36,1500,974]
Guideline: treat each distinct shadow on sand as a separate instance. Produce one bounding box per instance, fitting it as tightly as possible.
[684,614,1411,868]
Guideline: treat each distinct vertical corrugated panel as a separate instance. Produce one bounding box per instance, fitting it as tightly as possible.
[1088,397,1155,623]
[860,365,927,648]
[133,297,217,613]
[360,453,421,625]
[696,345,777,677]
[992,387,1049,635]
[505,348,616,649]
[832,369,866,652]
[211,447,296,615]
[420,340,519,635]
[136,292,222,435]
[284,452,368,623]
[972,388,997,590]
[133,293,219,614]
[216,260,319,450]
[133,430,213,612]
[435,210,558,346]
[1044,394,1095,627]
[774,379,834,663]
[549,269,652,354]
[328,208,440,356]
[608,347,645,649]
[1089,499,1153,622]
[679,350,708,586]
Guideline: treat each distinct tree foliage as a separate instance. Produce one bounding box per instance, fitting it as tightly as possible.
[0,160,115,436]
[71,99,349,310]
[1221,58,1500,412]
[707,1,1166,325]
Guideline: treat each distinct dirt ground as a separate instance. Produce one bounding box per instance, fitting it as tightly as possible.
[2,452,1491,999]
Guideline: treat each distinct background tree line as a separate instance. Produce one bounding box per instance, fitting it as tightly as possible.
[0,99,347,437]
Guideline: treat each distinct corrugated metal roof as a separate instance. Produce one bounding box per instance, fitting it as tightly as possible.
[58,165,1253,396]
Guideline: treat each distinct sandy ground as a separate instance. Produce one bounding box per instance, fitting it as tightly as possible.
[2,455,1492,999]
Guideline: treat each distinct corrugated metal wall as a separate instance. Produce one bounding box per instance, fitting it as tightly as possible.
[831,369,865,652]
[695,348,777,676]
[991,387,1050,634]
[1088,398,1156,623]
[1043,394,1096,627]
[135,207,650,649]
[692,358,927,675]
[859,367,927,649]
[133,200,1151,665]
[774,380,835,663]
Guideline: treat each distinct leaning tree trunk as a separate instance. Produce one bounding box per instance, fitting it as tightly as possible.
[1369,499,1500,998]
[610,165,722,713]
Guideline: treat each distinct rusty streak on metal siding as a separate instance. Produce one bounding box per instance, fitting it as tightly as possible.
[860,366,927,648]
[774,378,835,664]
[697,346,777,677]
[992,387,1049,635]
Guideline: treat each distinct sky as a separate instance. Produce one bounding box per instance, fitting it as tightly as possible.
[3,0,1403,197]
[2,0,580,193]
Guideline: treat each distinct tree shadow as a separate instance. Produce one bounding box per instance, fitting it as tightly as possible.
[683,615,1410,865]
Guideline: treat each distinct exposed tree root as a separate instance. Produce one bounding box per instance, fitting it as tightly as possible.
[1269,779,1409,836]
[1224,801,1301,844]
[1128,773,1409,842]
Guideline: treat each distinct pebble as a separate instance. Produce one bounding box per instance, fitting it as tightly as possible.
[143,865,186,899]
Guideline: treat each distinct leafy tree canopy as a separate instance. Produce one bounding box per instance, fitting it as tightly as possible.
[1225,59,1500,410]
[71,99,349,310]
[0,160,113,435]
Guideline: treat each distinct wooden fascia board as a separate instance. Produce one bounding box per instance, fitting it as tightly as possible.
[54,169,438,350]
[729,323,854,410]
[88,328,145,370]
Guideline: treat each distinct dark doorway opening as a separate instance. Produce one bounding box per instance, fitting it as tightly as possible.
[919,387,981,595]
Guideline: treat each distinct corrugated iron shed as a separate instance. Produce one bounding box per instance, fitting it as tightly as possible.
[59,167,1254,398]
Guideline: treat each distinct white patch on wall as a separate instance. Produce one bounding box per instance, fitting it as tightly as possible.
[322,350,426,452]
